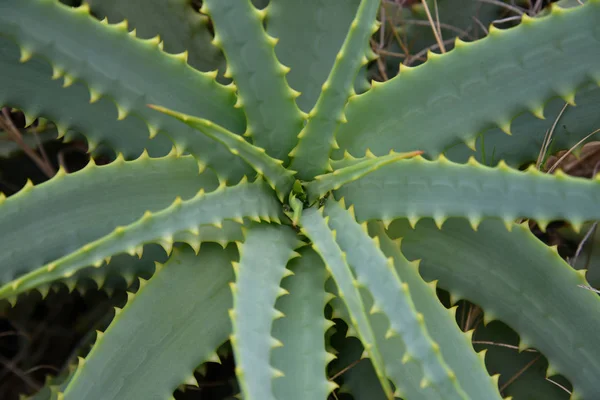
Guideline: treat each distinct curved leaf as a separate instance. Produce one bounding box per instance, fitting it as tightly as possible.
[0,154,211,285]
[332,155,600,230]
[388,218,600,399]
[230,224,301,400]
[306,151,421,203]
[323,201,468,399]
[289,0,379,179]
[63,244,235,399]
[271,248,337,400]
[265,0,361,112]
[87,0,226,74]
[201,0,304,161]
[299,206,394,399]
[0,179,283,298]
[334,2,600,160]
[0,0,250,179]
[370,222,502,399]
[0,38,172,158]
[150,105,296,202]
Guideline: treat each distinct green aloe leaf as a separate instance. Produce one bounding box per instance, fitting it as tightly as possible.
[229,224,301,400]
[299,206,394,399]
[63,244,236,399]
[443,85,600,167]
[201,0,305,162]
[323,201,468,398]
[0,0,250,179]
[334,2,600,160]
[271,248,338,400]
[0,154,211,286]
[369,222,502,399]
[86,0,226,74]
[332,155,600,230]
[265,0,362,112]
[0,178,283,298]
[151,105,296,202]
[0,38,172,158]
[388,218,600,398]
[305,150,421,203]
[289,0,379,179]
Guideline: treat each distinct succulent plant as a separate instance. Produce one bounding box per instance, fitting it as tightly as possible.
[2,0,600,398]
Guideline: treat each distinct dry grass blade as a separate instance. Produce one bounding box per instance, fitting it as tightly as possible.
[472,341,539,353]
[420,0,446,53]
[499,354,541,392]
[547,128,600,174]
[536,103,569,170]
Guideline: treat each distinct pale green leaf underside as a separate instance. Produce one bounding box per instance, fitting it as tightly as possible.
[335,2,600,160]
[332,156,600,228]
[64,244,235,399]
[231,224,300,400]
[202,0,304,162]
[324,201,467,399]
[0,155,211,285]
[265,0,361,112]
[289,0,379,179]
[330,283,440,400]
[271,248,336,400]
[0,180,283,298]
[86,0,226,75]
[369,222,502,399]
[0,0,251,179]
[389,218,600,399]
[299,207,394,399]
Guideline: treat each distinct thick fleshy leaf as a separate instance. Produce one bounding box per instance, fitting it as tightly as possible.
[334,2,600,160]
[63,244,236,399]
[332,155,600,230]
[87,0,226,74]
[0,0,250,179]
[389,218,600,398]
[0,154,209,285]
[271,248,337,400]
[323,201,468,398]
[265,0,361,112]
[1,179,283,298]
[289,0,379,179]
[201,0,305,162]
[229,224,301,400]
[299,206,394,399]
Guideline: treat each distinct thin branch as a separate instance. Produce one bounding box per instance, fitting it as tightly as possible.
[0,108,55,178]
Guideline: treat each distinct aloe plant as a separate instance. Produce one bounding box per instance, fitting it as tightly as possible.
[2,0,600,398]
